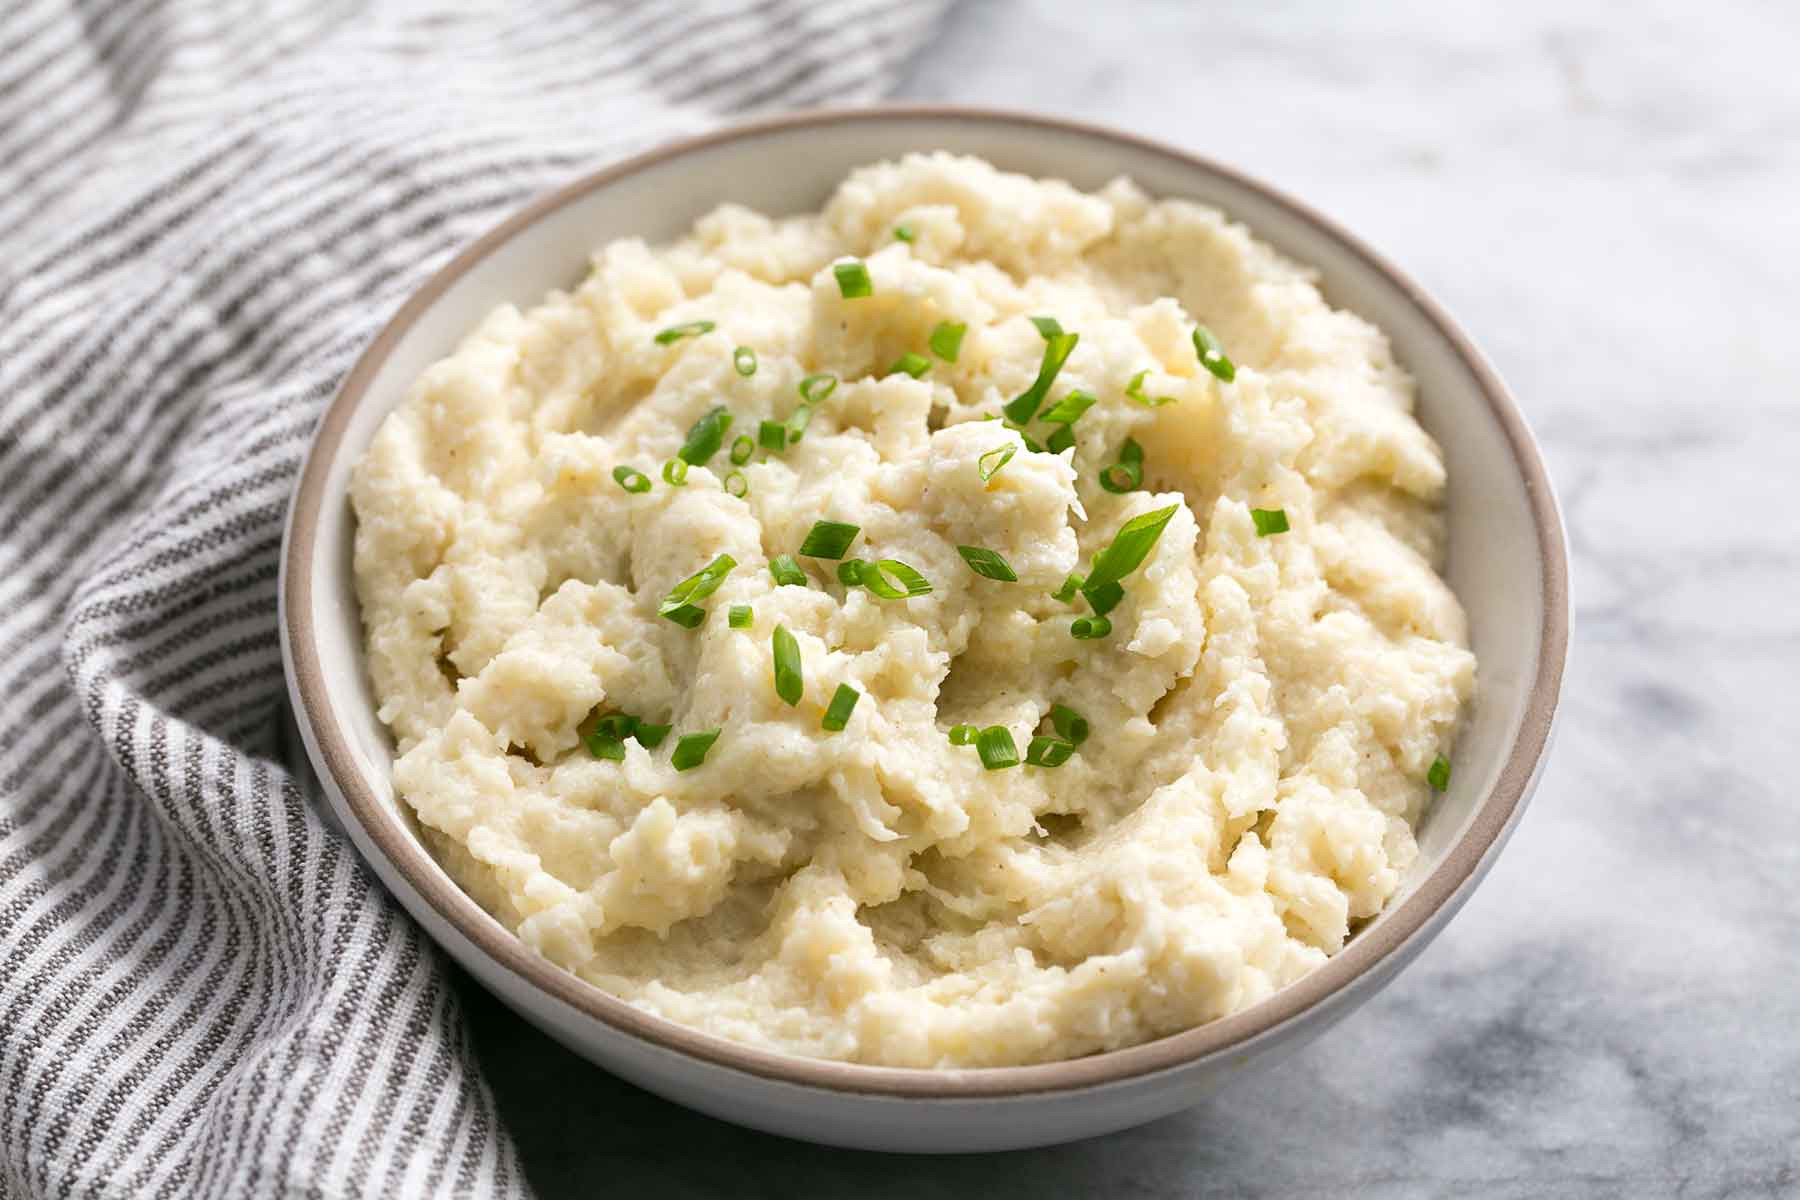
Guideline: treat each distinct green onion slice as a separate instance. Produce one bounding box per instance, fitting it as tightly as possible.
[1071,615,1112,639]
[1041,389,1096,424]
[585,732,626,760]
[658,553,736,627]
[929,320,966,363]
[733,345,757,376]
[723,470,748,498]
[956,545,1018,582]
[1428,754,1452,792]
[1025,735,1075,768]
[1049,704,1088,745]
[730,434,754,465]
[1083,580,1124,616]
[678,405,734,466]
[1029,316,1064,339]
[837,558,866,586]
[1052,572,1085,603]
[591,713,638,742]
[1099,437,1145,494]
[612,465,651,494]
[758,419,787,452]
[1192,325,1236,382]
[976,725,1020,770]
[671,729,721,771]
[798,373,838,405]
[948,724,978,746]
[1251,507,1290,537]
[1084,503,1179,593]
[1002,331,1079,425]
[1125,369,1176,407]
[860,559,932,600]
[821,683,860,732]
[785,402,815,444]
[893,224,915,243]
[728,604,753,629]
[798,520,860,560]
[888,352,930,379]
[771,624,803,706]
[633,723,671,749]
[833,258,872,299]
[654,320,714,346]
[1051,705,1087,741]
[769,555,807,587]
[661,458,689,486]
[1045,424,1075,455]
[978,442,1016,483]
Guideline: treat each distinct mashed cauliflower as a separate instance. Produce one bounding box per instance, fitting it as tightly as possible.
[350,154,1475,1067]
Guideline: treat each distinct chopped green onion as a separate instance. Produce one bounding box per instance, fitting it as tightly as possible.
[956,545,1018,582]
[730,434,754,465]
[592,713,638,741]
[1049,704,1088,745]
[821,683,860,732]
[661,458,688,486]
[771,625,803,706]
[1084,503,1179,593]
[837,558,865,585]
[976,725,1019,770]
[1099,437,1145,494]
[1052,572,1085,603]
[671,729,720,771]
[1083,580,1124,616]
[798,373,838,406]
[1025,735,1075,768]
[1192,325,1236,382]
[728,604,753,629]
[1071,615,1112,639]
[978,443,1016,483]
[1019,430,1044,453]
[833,258,872,299]
[893,224,915,243]
[678,406,733,466]
[658,553,737,628]
[1428,754,1452,792]
[1041,389,1096,424]
[723,470,748,498]
[1029,316,1064,339]
[1251,507,1290,537]
[798,520,860,560]
[733,345,757,376]
[654,320,714,346]
[1045,424,1075,454]
[1125,368,1176,407]
[758,419,787,452]
[1002,331,1079,425]
[785,402,815,444]
[929,320,966,363]
[948,724,978,746]
[888,352,930,379]
[769,555,807,587]
[633,723,671,749]
[612,465,651,494]
[585,731,626,760]
[860,559,932,600]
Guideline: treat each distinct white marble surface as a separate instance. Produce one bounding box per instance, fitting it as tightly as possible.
[465,2,1800,1194]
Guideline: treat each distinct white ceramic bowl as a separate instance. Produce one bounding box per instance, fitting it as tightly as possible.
[280,107,1569,1153]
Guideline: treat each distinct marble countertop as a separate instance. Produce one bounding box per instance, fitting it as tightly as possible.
[465,2,1800,1194]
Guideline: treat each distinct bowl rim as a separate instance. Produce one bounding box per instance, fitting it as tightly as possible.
[282,104,1569,1099]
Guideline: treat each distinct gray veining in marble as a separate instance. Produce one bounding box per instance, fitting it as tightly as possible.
[461,2,1800,1194]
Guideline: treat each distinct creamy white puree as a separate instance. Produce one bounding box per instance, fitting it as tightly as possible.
[351,154,1475,1067]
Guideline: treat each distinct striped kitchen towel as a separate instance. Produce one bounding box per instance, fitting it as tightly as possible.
[0,2,949,1196]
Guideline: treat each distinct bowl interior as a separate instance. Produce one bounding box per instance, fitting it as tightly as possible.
[291,110,1560,1053]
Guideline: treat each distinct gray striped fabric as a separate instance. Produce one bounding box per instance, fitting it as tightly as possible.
[0,2,948,1195]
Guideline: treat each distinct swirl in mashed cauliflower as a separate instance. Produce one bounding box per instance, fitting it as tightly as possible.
[350,154,1475,1068]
